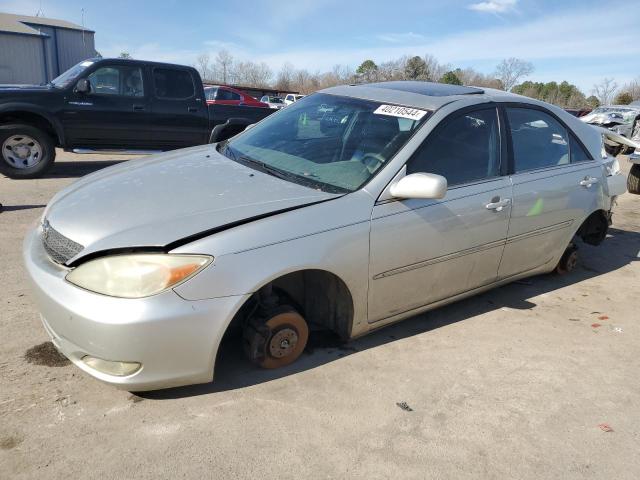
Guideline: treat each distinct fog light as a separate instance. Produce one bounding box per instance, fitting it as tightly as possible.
[82,356,141,376]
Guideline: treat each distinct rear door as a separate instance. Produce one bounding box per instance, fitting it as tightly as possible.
[498,106,604,278]
[368,106,512,323]
[148,67,209,149]
[62,63,155,148]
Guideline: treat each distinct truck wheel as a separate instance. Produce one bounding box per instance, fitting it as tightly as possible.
[243,309,309,369]
[555,244,578,275]
[628,164,640,195]
[0,124,56,179]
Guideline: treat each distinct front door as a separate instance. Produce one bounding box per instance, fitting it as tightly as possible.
[368,106,512,323]
[62,64,155,148]
[498,106,605,278]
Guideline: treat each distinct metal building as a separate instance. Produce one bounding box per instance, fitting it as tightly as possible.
[0,12,96,84]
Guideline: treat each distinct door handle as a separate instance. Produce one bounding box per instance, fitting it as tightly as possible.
[188,107,198,112]
[132,104,145,111]
[485,197,511,212]
[579,176,599,187]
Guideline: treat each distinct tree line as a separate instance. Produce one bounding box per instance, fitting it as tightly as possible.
[119,50,640,108]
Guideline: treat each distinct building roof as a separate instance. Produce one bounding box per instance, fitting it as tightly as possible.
[0,12,94,36]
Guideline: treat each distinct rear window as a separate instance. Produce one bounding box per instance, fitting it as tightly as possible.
[153,68,194,99]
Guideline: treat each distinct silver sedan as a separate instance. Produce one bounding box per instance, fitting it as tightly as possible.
[24,82,627,390]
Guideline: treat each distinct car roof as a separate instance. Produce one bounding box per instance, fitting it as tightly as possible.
[320,81,540,110]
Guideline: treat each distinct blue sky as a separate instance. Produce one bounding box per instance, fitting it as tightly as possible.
[2,0,638,92]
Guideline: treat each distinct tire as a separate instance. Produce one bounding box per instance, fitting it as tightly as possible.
[628,164,640,195]
[0,124,56,179]
[243,309,309,369]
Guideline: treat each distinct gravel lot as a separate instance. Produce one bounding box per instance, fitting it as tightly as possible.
[1,151,639,479]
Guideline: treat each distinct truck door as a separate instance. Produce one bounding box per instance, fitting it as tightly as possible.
[148,67,209,149]
[61,63,156,149]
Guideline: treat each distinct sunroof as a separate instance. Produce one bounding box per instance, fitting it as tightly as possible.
[365,81,484,97]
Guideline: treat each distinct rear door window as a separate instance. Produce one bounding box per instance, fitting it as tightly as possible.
[569,135,592,163]
[153,68,195,99]
[407,107,501,186]
[506,107,570,172]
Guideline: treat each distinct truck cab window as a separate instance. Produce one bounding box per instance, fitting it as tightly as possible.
[86,66,144,97]
[153,69,195,99]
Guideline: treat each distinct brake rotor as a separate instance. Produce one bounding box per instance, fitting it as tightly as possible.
[248,311,309,369]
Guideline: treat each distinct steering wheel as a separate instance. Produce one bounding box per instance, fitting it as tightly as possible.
[360,153,386,173]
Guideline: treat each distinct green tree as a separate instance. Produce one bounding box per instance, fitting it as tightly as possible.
[356,59,378,83]
[118,52,132,59]
[404,56,427,80]
[586,95,600,108]
[614,92,633,105]
[439,71,462,85]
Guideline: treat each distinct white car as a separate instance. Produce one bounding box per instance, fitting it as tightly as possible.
[284,94,305,105]
[260,95,286,109]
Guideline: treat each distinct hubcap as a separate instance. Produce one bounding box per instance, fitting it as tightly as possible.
[268,328,299,359]
[2,134,43,169]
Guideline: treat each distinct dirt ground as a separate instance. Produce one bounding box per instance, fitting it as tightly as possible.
[1,151,639,479]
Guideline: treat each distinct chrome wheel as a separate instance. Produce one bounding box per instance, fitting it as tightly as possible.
[2,134,43,169]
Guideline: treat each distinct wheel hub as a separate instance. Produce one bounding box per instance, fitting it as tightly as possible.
[268,328,299,359]
[2,135,42,169]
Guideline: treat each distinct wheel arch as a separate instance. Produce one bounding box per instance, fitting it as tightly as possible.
[0,105,64,146]
[576,208,610,246]
[230,268,356,341]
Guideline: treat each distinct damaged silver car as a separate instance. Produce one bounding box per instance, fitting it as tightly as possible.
[581,105,640,155]
[24,82,627,391]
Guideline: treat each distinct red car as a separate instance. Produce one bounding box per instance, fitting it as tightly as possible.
[204,85,269,108]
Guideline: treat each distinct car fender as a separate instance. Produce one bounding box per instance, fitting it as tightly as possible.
[0,102,65,144]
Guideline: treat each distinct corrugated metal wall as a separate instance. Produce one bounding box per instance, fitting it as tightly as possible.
[0,33,46,84]
[55,29,95,73]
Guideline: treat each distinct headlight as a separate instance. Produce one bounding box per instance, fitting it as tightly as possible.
[66,254,212,298]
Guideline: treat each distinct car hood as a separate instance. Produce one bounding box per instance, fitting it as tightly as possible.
[44,145,338,263]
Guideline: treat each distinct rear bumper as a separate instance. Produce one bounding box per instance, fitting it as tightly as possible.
[23,226,249,391]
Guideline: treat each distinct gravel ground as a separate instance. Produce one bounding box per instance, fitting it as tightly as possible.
[1,151,639,479]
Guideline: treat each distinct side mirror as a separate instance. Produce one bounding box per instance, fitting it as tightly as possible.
[209,117,253,144]
[390,173,447,200]
[75,78,90,94]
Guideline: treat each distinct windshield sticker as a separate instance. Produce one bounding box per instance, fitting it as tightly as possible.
[374,105,427,120]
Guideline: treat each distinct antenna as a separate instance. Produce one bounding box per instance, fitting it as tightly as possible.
[35,0,44,16]
[81,8,86,45]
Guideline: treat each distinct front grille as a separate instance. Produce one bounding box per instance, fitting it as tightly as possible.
[41,221,84,264]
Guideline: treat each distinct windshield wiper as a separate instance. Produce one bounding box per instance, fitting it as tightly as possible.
[237,155,298,181]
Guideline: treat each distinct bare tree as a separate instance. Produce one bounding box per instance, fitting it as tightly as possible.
[592,78,618,106]
[215,50,234,84]
[275,62,295,91]
[423,54,447,82]
[235,61,272,87]
[621,77,640,101]
[494,58,534,91]
[196,53,211,81]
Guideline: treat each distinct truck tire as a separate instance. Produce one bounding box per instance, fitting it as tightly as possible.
[0,124,56,179]
[628,164,640,195]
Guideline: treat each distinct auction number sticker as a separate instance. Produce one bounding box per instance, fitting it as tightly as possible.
[374,104,427,120]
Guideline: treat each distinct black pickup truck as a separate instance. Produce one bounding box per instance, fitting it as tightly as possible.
[0,58,275,178]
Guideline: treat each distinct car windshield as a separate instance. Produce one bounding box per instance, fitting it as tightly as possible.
[222,93,430,193]
[50,60,95,88]
[268,97,284,103]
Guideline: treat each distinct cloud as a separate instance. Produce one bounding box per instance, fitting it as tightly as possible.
[468,0,517,13]
[376,32,426,44]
